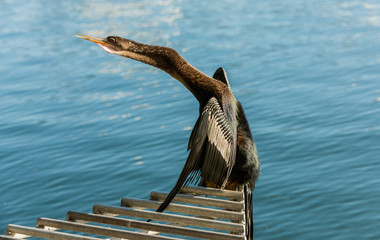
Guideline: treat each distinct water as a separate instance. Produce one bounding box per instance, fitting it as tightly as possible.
[1,0,380,239]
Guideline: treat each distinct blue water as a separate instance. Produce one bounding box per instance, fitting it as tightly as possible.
[1,0,380,239]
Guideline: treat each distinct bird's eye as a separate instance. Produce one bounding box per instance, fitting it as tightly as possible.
[108,37,116,43]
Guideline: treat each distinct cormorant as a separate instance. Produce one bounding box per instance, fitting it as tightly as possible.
[76,35,260,239]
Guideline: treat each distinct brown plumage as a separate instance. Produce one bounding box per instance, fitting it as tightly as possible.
[77,35,260,239]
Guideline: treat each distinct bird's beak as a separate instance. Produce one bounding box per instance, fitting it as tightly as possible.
[76,34,105,44]
[76,34,117,53]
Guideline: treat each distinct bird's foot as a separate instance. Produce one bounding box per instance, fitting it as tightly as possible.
[225,181,240,191]
[205,182,221,189]
[199,180,221,189]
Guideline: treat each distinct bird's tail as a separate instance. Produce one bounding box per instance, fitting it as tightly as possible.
[147,167,191,222]
[155,166,192,213]
[244,184,254,240]
[147,142,204,222]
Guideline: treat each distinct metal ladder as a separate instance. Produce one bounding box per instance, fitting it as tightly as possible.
[1,186,248,240]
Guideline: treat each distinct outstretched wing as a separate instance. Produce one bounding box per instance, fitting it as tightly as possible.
[187,97,237,187]
[156,97,237,213]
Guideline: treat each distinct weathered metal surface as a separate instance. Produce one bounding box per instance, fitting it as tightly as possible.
[150,191,244,210]
[120,197,244,221]
[6,224,101,240]
[37,217,182,240]
[180,186,244,200]
[67,211,243,240]
[92,204,243,232]
[0,235,23,240]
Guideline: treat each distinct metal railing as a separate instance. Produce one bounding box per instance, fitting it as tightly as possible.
[2,186,248,240]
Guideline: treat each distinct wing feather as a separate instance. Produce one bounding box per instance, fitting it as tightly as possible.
[156,97,237,213]
[189,97,236,187]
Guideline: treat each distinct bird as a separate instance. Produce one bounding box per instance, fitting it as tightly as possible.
[76,34,260,239]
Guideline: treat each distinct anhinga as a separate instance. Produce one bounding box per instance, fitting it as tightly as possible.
[77,35,260,239]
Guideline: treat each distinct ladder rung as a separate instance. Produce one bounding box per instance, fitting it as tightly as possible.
[181,186,244,200]
[92,205,243,232]
[6,224,101,240]
[120,197,244,221]
[150,192,244,210]
[0,235,26,240]
[36,217,182,240]
[67,211,243,240]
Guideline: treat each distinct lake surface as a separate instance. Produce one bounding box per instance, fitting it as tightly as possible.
[1,0,380,239]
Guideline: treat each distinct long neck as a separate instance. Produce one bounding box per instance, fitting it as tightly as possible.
[120,44,228,104]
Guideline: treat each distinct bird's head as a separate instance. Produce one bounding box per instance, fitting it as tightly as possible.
[76,35,142,56]
[76,34,183,76]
